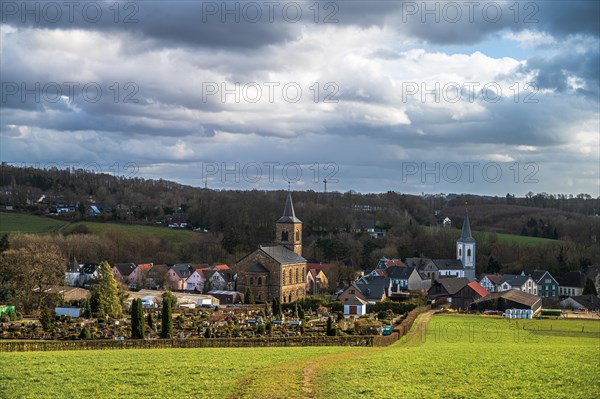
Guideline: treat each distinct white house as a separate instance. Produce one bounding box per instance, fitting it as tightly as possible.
[434,259,465,278]
[497,275,538,295]
[344,297,367,316]
[186,269,206,291]
[479,274,503,293]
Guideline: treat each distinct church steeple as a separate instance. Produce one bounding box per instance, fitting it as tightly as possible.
[276,191,302,255]
[457,206,476,281]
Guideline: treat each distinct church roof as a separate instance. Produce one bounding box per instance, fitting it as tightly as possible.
[247,262,269,273]
[458,209,475,243]
[276,192,302,223]
[260,245,306,265]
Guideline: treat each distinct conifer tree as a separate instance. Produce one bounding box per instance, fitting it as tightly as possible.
[160,296,173,339]
[244,288,255,304]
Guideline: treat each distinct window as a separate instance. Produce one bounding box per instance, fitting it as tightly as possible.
[302,268,305,282]
[350,289,355,294]
[258,277,262,286]
[545,278,551,283]
[250,277,254,285]
[289,269,292,284]
[467,249,471,257]
[459,248,462,256]
[295,268,299,283]
[295,230,300,241]
[281,231,289,242]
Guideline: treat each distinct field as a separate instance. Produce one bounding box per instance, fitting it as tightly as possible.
[423,225,558,246]
[1,314,598,399]
[0,212,196,246]
[0,212,66,234]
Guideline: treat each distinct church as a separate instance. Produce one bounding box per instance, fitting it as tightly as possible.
[234,192,307,303]
[456,208,476,282]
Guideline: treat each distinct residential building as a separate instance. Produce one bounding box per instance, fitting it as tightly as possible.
[497,275,538,295]
[428,277,489,309]
[557,271,586,297]
[522,269,559,297]
[478,274,503,293]
[168,264,195,290]
[559,295,600,311]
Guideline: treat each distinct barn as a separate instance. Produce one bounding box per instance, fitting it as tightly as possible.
[470,289,542,314]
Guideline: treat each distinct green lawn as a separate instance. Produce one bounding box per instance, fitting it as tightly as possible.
[0,212,66,234]
[1,315,597,399]
[422,225,558,246]
[62,221,196,246]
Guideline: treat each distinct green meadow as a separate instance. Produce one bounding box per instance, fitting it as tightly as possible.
[0,212,66,234]
[1,314,598,399]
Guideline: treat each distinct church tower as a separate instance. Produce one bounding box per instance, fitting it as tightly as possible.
[275,192,302,256]
[457,208,476,281]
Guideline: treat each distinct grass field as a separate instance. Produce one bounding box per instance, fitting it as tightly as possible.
[422,225,558,246]
[0,212,196,246]
[1,314,598,399]
[62,221,196,246]
[0,212,67,234]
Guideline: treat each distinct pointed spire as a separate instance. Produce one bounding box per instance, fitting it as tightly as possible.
[277,191,302,223]
[459,205,474,242]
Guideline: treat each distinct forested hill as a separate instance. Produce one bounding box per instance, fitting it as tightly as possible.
[0,164,599,272]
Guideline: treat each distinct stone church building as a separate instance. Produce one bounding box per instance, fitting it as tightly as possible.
[234,192,307,303]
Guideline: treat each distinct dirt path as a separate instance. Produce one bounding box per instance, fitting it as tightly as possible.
[301,310,438,398]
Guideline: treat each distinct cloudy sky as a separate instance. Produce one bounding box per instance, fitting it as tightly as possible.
[1,0,598,196]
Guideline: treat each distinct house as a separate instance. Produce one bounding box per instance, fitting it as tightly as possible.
[407,268,432,292]
[145,264,170,289]
[87,205,101,216]
[405,257,438,279]
[557,271,586,297]
[34,286,91,303]
[112,263,137,284]
[522,269,559,297]
[338,284,369,304]
[344,297,367,316]
[559,295,600,311]
[65,260,82,286]
[433,259,465,278]
[185,266,209,291]
[497,275,538,295]
[168,264,196,290]
[306,268,329,294]
[80,262,101,285]
[428,277,489,310]
[128,263,153,287]
[235,192,307,304]
[471,289,542,313]
[355,278,390,303]
[386,266,412,294]
[478,274,503,293]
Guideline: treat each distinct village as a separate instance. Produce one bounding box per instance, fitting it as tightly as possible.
[1,193,598,343]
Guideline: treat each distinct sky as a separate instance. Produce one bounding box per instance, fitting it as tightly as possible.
[1,0,599,196]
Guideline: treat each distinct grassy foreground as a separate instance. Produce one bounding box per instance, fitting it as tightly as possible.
[1,315,598,399]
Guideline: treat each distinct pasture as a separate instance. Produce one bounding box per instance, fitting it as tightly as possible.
[0,314,597,399]
[0,212,66,234]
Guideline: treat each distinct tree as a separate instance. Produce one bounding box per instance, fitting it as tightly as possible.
[160,294,173,338]
[90,261,123,317]
[0,234,9,253]
[79,327,91,339]
[137,298,145,338]
[244,288,255,304]
[82,299,92,319]
[131,298,143,339]
[39,307,54,331]
[583,278,598,296]
[0,240,66,313]
[147,312,154,331]
[326,316,335,336]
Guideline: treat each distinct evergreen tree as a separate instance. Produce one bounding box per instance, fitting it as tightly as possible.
[90,261,122,317]
[79,327,91,339]
[39,307,54,331]
[326,316,335,336]
[244,288,255,304]
[0,234,9,253]
[83,299,92,319]
[160,295,173,339]
[204,327,211,338]
[131,299,144,339]
[147,312,154,331]
[137,298,145,338]
[583,278,598,296]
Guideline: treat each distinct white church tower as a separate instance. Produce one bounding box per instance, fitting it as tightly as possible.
[457,208,476,281]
